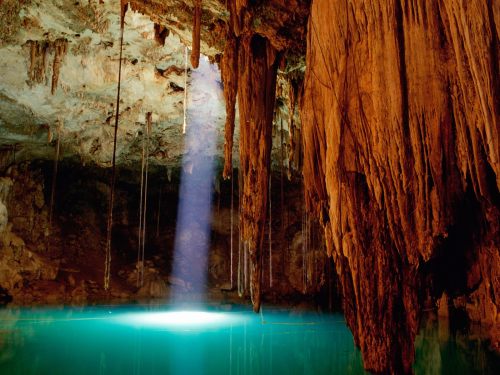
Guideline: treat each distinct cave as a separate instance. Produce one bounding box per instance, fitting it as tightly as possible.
[0,1,498,374]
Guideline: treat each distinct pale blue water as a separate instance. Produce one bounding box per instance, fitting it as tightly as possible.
[0,305,497,374]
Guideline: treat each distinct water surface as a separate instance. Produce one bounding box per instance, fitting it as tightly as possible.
[0,305,497,374]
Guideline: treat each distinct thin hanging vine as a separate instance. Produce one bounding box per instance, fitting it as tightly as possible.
[156,185,162,239]
[268,175,272,288]
[104,2,127,291]
[230,167,234,290]
[140,112,152,287]
[183,46,188,134]
[47,120,62,251]
[238,166,243,297]
[137,122,146,288]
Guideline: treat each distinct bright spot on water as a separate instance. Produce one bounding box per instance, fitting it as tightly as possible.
[116,311,242,328]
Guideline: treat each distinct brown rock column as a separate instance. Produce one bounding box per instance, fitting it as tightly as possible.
[238,34,278,312]
[221,34,239,180]
[302,0,499,373]
[191,0,202,68]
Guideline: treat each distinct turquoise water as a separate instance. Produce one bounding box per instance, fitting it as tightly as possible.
[0,305,497,374]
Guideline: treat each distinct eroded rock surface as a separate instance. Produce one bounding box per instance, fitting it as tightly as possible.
[0,0,227,167]
[301,0,499,372]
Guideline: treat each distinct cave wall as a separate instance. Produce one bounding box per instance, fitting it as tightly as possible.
[301,0,499,373]
[0,160,327,305]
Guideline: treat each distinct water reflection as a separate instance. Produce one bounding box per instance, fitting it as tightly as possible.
[414,313,499,375]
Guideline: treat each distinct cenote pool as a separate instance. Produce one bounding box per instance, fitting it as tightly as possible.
[0,305,497,374]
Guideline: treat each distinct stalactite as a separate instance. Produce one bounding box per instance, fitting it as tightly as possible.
[104,0,127,291]
[27,40,48,84]
[27,38,67,92]
[190,0,202,69]
[228,0,248,34]
[183,46,188,135]
[221,34,238,180]
[237,34,278,312]
[153,23,169,46]
[51,38,68,95]
[302,0,499,372]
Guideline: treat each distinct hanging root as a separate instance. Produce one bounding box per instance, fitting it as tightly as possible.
[221,34,238,179]
[230,169,234,289]
[183,46,188,134]
[190,0,202,68]
[47,120,62,250]
[137,121,146,288]
[280,118,286,278]
[287,79,298,172]
[269,175,272,288]
[104,1,127,291]
[140,112,152,287]
[238,166,243,297]
[156,185,161,238]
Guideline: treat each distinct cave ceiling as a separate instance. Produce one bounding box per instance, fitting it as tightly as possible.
[0,0,235,168]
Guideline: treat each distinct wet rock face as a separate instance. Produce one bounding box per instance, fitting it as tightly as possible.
[301,0,499,373]
[0,165,60,303]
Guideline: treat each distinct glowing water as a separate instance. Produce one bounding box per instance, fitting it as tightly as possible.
[0,306,497,375]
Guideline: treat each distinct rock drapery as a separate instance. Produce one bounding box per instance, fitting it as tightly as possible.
[301,0,499,372]
[50,39,68,95]
[222,0,308,312]
[221,33,238,180]
[237,34,278,312]
[27,38,68,94]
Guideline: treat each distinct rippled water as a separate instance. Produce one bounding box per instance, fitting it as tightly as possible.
[0,305,497,374]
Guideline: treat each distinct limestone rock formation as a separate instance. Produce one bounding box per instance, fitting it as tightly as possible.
[220,0,309,312]
[301,0,499,372]
[0,0,227,167]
